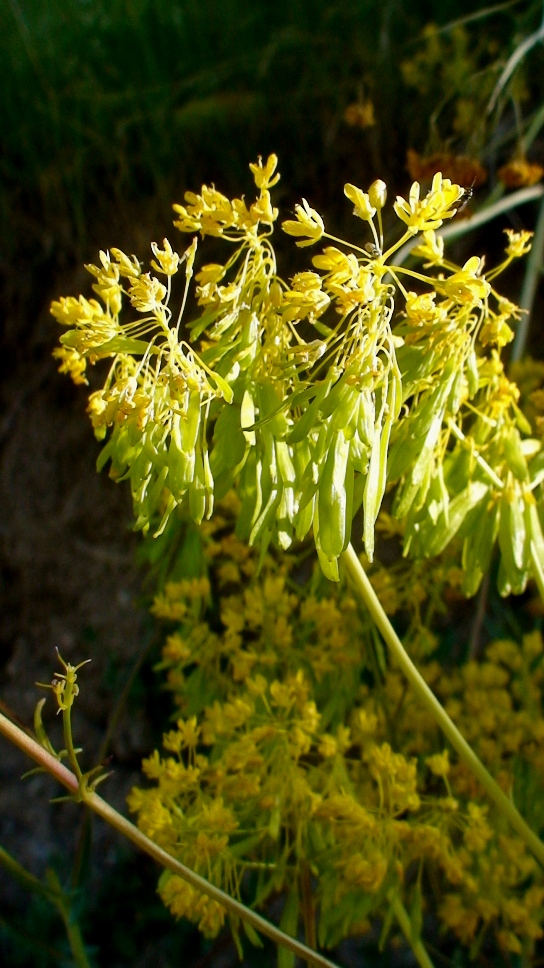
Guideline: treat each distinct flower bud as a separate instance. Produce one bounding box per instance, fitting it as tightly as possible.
[369,179,387,210]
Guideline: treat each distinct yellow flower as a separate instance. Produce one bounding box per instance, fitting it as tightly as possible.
[411,229,445,266]
[110,247,141,279]
[150,238,181,276]
[340,852,388,891]
[344,183,376,221]
[394,172,463,235]
[249,154,280,190]
[282,199,325,247]
[129,273,168,312]
[52,346,88,385]
[440,256,490,306]
[504,228,533,259]
[426,750,450,778]
[85,250,123,313]
[250,189,278,225]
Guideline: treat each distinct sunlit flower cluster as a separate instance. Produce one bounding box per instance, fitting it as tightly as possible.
[52,157,544,598]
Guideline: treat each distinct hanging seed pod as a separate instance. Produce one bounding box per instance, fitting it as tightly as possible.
[316,430,350,561]
[502,426,529,482]
[425,480,489,558]
[363,379,396,561]
[189,448,208,525]
[498,487,529,595]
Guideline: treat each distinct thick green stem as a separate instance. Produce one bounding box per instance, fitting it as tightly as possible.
[391,897,435,968]
[342,544,544,868]
[0,711,341,968]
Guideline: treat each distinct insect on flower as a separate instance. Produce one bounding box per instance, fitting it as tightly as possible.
[455,179,476,216]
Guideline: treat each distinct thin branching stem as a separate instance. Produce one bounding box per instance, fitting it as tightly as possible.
[0,710,342,968]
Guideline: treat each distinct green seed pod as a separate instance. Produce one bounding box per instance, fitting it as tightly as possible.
[363,381,396,560]
[503,426,529,482]
[313,420,334,466]
[330,386,361,434]
[297,459,320,513]
[342,452,355,552]
[249,485,282,546]
[134,464,169,532]
[275,440,296,486]
[168,416,195,497]
[394,405,448,522]
[241,389,257,445]
[180,389,201,455]
[292,437,312,482]
[388,373,454,482]
[256,382,290,438]
[189,450,207,525]
[316,546,340,582]
[287,373,337,444]
[462,558,484,598]
[210,403,247,479]
[96,436,115,473]
[126,448,153,487]
[113,424,140,473]
[154,492,177,537]
[277,486,294,550]
[426,480,489,557]
[235,450,259,541]
[202,447,214,520]
[317,430,350,560]
[510,486,528,571]
[295,492,315,541]
[356,390,375,448]
[447,370,466,416]
[461,495,499,596]
[319,376,353,423]
[526,498,544,590]
[476,496,501,575]
[498,487,529,595]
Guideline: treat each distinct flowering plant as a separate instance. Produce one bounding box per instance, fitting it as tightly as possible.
[45,156,544,965]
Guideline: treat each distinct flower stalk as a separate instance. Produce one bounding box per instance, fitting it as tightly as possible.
[342,543,544,869]
[0,709,342,968]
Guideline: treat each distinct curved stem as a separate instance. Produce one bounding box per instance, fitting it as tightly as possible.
[392,896,435,968]
[342,544,544,868]
[0,711,341,968]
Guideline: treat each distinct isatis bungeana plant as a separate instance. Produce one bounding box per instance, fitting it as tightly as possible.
[49,157,544,944]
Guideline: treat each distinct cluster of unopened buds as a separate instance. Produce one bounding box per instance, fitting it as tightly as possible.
[52,156,543,593]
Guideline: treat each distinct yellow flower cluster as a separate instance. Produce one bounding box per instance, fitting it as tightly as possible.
[52,157,544,596]
[129,502,544,957]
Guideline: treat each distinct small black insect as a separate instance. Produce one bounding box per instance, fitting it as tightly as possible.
[456,179,476,215]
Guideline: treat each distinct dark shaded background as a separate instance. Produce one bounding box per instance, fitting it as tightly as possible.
[1,1,544,964]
